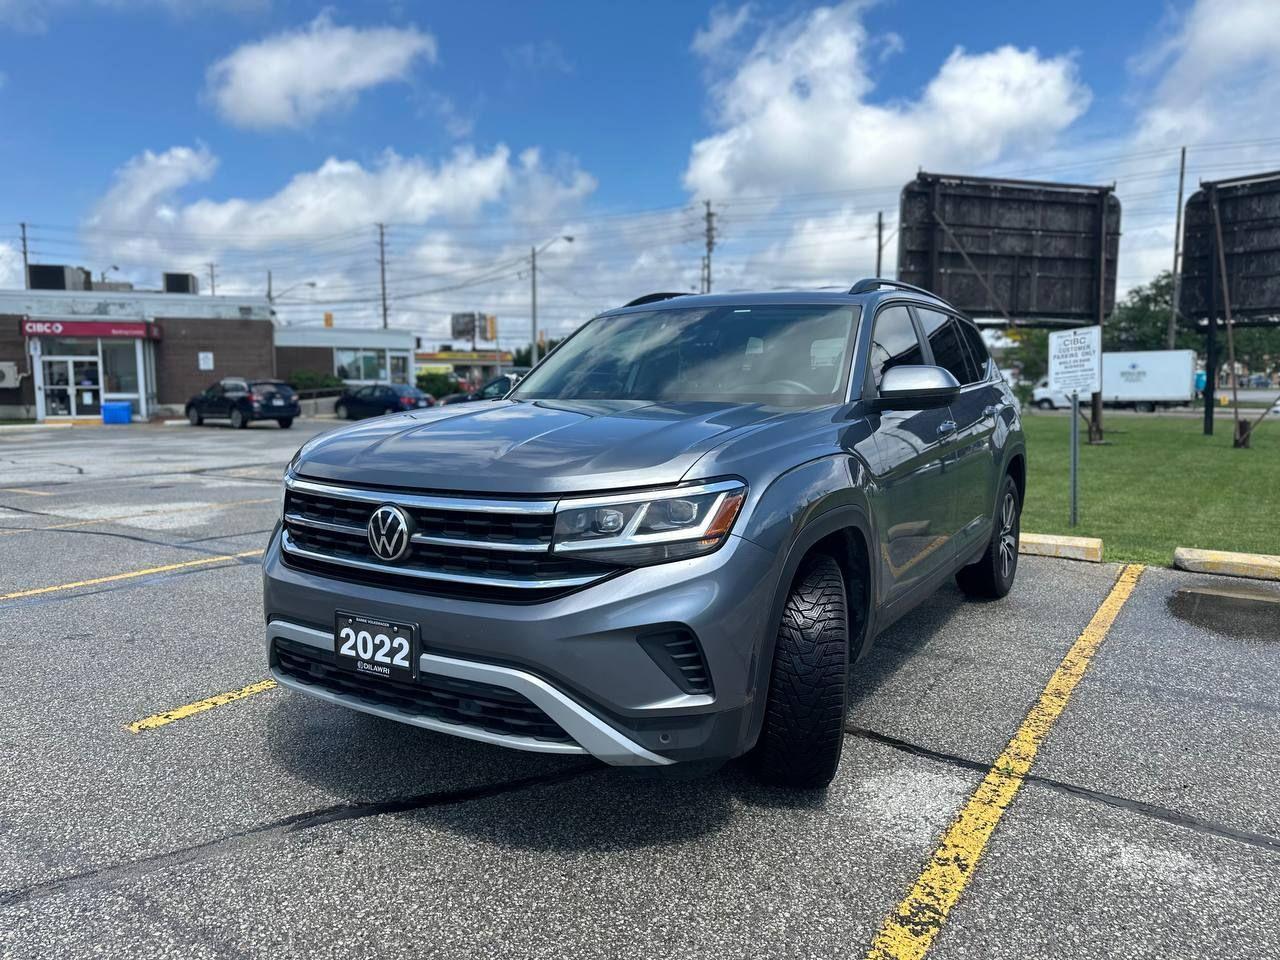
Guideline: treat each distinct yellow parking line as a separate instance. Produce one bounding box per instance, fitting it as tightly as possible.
[3,488,56,497]
[127,679,278,733]
[864,563,1145,960]
[0,548,265,601]
[0,497,275,537]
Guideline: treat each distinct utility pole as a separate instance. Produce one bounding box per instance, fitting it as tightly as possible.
[875,211,884,278]
[1167,146,1187,349]
[530,245,539,365]
[266,269,273,304]
[206,262,217,296]
[19,223,29,288]
[703,200,716,294]
[377,223,389,329]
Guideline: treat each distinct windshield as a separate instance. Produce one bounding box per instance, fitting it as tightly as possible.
[512,304,859,404]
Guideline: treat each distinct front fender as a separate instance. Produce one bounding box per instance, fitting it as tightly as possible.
[734,454,877,755]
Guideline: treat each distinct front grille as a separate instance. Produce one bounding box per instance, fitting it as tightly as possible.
[273,636,571,743]
[281,478,616,602]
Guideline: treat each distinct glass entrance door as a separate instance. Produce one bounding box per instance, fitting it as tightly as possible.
[41,357,101,417]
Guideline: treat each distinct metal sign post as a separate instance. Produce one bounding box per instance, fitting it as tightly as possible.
[1069,391,1080,527]
[1049,326,1102,529]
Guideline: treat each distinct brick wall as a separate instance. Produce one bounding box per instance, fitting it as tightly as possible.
[154,317,275,404]
[275,346,334,385]
[0,315,35,410]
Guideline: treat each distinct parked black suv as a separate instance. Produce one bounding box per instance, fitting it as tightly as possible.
[334,383,432,420]
[186,378,299,428]
[265,280,1025,788]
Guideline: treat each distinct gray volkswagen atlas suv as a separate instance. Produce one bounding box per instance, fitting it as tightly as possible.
[264,279,1025,788]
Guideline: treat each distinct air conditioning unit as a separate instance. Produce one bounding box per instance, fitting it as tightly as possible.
[0,361,20,387]
[163,272,199,294]
[27,264,90,290]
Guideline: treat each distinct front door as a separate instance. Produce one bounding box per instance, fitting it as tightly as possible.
[862,304,957,603]
[41,357,101,417]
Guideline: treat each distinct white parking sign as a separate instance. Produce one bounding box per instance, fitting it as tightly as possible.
[1048,326,1102,396]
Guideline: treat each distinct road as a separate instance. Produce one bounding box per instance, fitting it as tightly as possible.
[1,421,1278,959]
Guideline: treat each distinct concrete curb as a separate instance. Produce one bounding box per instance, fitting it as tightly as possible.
[1019,533,1104,563]
[1172,547,1280,582]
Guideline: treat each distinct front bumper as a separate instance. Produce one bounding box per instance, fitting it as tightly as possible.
[263,527,782,764]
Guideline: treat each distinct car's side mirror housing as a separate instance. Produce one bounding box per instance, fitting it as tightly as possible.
[873,365,960,410]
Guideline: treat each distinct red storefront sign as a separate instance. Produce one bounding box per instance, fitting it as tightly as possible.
[21,318,161,340]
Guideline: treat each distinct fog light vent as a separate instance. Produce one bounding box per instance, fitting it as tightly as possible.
[638,628,712,696]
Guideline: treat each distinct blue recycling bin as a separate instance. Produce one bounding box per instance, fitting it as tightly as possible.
[101,400,133,425]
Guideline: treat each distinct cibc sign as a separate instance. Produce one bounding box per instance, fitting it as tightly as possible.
[21,319,160,340]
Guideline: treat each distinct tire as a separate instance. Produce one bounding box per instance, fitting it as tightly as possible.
[956,474,1020,599]
[335,402,349,420]
[230,408,247,429]
[752,555,849,789]
[186,406,202,426]
[278,417,293,429]
[1035,398,1054,410]
[1136,401,1155,413]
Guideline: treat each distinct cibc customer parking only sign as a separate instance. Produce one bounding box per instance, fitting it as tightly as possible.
[1048,325,1102,396]
[1047,325,1102,530]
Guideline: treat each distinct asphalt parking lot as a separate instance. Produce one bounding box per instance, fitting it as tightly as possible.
[2,421,1278,959]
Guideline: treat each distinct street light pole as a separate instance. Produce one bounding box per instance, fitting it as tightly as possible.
[530,235,573,366]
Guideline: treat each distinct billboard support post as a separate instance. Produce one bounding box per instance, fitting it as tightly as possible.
[1089,188,1111,444]
[1209,187,1248,448]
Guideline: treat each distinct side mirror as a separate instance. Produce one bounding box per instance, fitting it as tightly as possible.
[874,365,960,410]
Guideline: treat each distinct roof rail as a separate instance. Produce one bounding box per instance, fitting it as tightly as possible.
[848,278,962,312]
[622,292,691,308]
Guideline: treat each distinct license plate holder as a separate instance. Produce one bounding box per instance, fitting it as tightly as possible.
[333,611,417,681]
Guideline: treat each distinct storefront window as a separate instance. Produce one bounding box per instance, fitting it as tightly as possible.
[335,348,359,379]
[360,350,383,381]
[101,340,139,393]
[42,338,97,356]
[389,353,409,383]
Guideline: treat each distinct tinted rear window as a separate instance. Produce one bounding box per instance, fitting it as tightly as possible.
[252,382,295,399]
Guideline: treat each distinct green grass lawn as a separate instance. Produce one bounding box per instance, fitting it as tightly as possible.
[1021,413,1280,566]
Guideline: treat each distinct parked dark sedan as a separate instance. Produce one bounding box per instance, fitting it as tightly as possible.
[334,383,432,420]
[439,372,521,405]
[186,378,300,429]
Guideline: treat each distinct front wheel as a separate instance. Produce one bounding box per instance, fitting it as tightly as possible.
[335,402,349,420]
[230,408,247,429]
[751,555,849,789]
[956,475,1020,599]
[186,406,202,426]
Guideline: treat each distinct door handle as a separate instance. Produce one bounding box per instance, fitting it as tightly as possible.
[937,420,958,437]
[983,405,998,417]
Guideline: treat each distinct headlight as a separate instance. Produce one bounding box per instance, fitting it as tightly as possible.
[552,479,746,566]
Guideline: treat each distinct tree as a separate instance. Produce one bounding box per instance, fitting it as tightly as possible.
[512,339,562,368]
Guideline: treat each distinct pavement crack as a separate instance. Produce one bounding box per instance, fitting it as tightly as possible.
[846,725,1280,857]
[0,765,597,909]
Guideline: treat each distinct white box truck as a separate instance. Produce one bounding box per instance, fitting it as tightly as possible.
[1033,349,1197,411]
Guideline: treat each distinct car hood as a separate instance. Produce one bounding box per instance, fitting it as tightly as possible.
[294,399,805,494]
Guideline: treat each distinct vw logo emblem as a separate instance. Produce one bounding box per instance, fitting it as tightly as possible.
[367,504,413,562]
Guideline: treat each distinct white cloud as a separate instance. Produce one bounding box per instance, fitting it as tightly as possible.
[685,2,1090,199]
[691,5,752,59]
[206,13,436,129]
[0,242,23,287]
[504,40,573,75]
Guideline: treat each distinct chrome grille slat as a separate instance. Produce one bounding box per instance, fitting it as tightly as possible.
[281,532,601,590]
[285,476,558,515]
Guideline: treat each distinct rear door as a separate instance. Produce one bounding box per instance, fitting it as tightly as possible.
[863,303,958,603]
[916,308,1002,559]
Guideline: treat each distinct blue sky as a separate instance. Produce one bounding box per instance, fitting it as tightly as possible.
[1,0,1277,342]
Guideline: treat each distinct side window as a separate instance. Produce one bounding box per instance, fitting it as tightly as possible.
[206,382,223,397]
[957,320,991,380]
[868,305,924,389]
[917,309,979,385]
[356,386,376,400]
[222,378,247,395]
